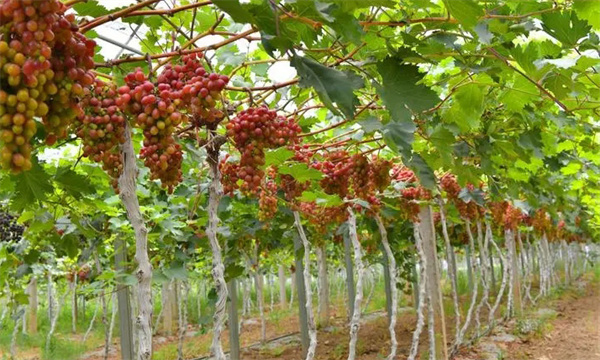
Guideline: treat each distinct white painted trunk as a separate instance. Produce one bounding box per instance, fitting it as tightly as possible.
[488,235,508,327]
[452,220,479,353]
[293,211,318,360]
[83,299,99,343]
[436,198,460,336]
[346,208,365,360]
[177,281,189,360]
[108,291,117,349]
[206,145,228,360]
[118,123,153,360]
[375,214,398,360]
[408,224,428,360]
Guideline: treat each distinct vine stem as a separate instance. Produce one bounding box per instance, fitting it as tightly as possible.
[206,133,229,360]
[81,0,161,33]
[346,207,365,360]
[487,47,569,112]
[95,28,258,68]
[408,222,428,360]
[293,211,317,360]
[451,219,479,355]
[118,122,153,360]
[436,197,461,338]
[374,214,398,360]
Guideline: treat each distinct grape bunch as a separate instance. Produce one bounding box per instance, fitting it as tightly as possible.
[258,178,278,221]
[312,151,352,198]
[440,173,481,220]
[370,156,392,192]
[224,106,301,193]
[0,210,24,242]
[0,0,96,172]
[74,79,126,191]
[290,144,315,163]
[299,202,348,234]
[532,208,551,235]
[156,54,228,125]
[391,167,430,221]
[504,203,521,230]
[281,174,309,205]
[118,69,185,192]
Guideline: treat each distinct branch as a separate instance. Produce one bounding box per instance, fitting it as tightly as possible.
[128,1,211,16]
[487,47,569,112]
[95,28,258,68]
[80,0,161,33]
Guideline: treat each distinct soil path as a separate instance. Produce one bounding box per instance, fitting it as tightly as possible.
[505,280,600,360]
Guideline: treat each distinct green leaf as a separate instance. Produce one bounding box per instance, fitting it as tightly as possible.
[11,161,53,210]
[264,148,294,167]
[73,0,111,17]
[358,116,383,133]
[211,0,255,23]
[279,163,323,182]
[54,168,95,199]
[323,0,395,11]
[375,58,439,123]
[574,0,600,29]
[163,266,188,281]
[299,191,343,207]
[542,11,591,47]
[382,121,416,155]
[407,154,436,189]
[500,75,538,112]
[443,0,484,29]
[291,55,364,118]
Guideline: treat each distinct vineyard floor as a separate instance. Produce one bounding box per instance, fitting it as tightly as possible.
[76,276,600,360]
[457,275,600,360]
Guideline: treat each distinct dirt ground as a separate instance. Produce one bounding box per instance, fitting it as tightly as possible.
[504,281,600,360]
[78,278,600,360]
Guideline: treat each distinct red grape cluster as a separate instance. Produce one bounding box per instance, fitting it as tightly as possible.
[392,165,417,183]
[299,202,348,234]
[74,79,126,191]
[258,178,278,221]
[224,106,301,193]
[371,156,393,192]
[440,173,482,220]
[156,54,228,125]
[290,144,315,163]
[281,174,309,205]
[391,166,430,221]
[504,203,521,230]
[532,208,551,235]
[312,151,351,197]
[118,69,185,192]
[0,0,95,172]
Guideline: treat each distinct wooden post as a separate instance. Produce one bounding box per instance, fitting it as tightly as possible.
[227,279,240,360]
[343,232,356,320]
[293,233,309,357]
[418,206,448,360]
[115,237,135,360]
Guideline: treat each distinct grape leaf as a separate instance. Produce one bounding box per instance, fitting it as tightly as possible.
[542,11,591,47]
[291,55,364,119]
[376,58,439,123]
[279,163,323,182]
[443,0,484,29]
[11,161,53,210]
